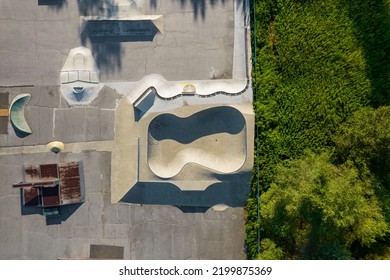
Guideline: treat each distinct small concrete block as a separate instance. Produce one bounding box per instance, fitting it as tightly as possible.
[103,224,129,239]
[54,108,86,143]
[0,134,8,147]
[88,225,103,239]
[197,240,224,260]
[103,196,130,224]
[25,232,55,259]
[86,193,104,225]
[72,226,90,239]
[0,20,36,53]
[27,86,60,108]
[35,20,77,50]
[129,204,154,225]
[100,109,115,140]
[198,220,225,242]
[0,195,23,220]
[171,225,193,259]
[23,217,48,235]
[47,224,59,239]
[83,153,102,194]
[0,218,23,259]
[38,106,55,143]
[57,223,73,239]
[129,222,172,260]
[64,239,90,259]
[54,239,68,259]
[91,86,119,109]
[100,153,112,193]
[66,202,89,226]
[85,108,101,141]
[0,156,23,196]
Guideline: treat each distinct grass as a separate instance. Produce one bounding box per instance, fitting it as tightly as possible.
[247,0,390,259]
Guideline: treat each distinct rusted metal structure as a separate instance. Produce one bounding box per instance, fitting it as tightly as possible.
[13,162,84,215]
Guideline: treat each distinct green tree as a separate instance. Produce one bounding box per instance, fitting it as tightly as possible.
[334,106,390,188]
[260,151,388,259]
[258,238,284,260]
[333,106,390,258]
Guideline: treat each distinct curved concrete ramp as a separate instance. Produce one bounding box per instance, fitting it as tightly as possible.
[9,93,32,135]
[127,74,248,102]
[148,106,247,178]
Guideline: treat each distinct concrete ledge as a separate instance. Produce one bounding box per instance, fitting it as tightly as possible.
[80,15,163,42]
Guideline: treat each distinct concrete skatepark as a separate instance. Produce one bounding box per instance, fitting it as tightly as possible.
[0,0,253,259]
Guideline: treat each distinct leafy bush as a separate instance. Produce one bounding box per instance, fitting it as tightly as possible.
[247,0,390,259]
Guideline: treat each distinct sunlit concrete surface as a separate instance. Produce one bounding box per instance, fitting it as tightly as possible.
[0,0,236,86]
[0,0,252,260]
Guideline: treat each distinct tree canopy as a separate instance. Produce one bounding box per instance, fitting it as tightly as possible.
[260,152,388,259]
[247,0,390,259]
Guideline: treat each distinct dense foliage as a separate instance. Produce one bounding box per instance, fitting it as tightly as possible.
[246,0,390,259]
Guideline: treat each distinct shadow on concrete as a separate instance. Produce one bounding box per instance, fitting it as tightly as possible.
[10,127,31,138]
[82,20,160,43]
[45,203,83,225]
[177,0,227,20]
[149,0,244,21]
[77,0,111,16]
[148,106,246,144]
[77,0,244,75]
[78,0,123,75]
[38,0,68,10]
[340,0,390,107]
[20,189,82,224]
[176,206,210,213]
[150,0,158,9]
[12,128,31,138]
[88,42,123,74]
[120,181,250,212]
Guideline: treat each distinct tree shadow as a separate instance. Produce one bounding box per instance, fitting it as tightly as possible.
[150,0,158,9]
[149,0,247,20]
[79,29,124,74]
[150,0,240,20]
[166,0,229,21]
[120,181,250,212]
[77,0,110,16]
[38,0,68,11]
[78,0,123,75]
[340,0,390,107]
[76,0,246,77]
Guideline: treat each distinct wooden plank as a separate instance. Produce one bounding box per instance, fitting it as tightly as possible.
[0,109,8,117]
[40,164,59,180]
[13,180,59,188]
[59,162,82,204]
